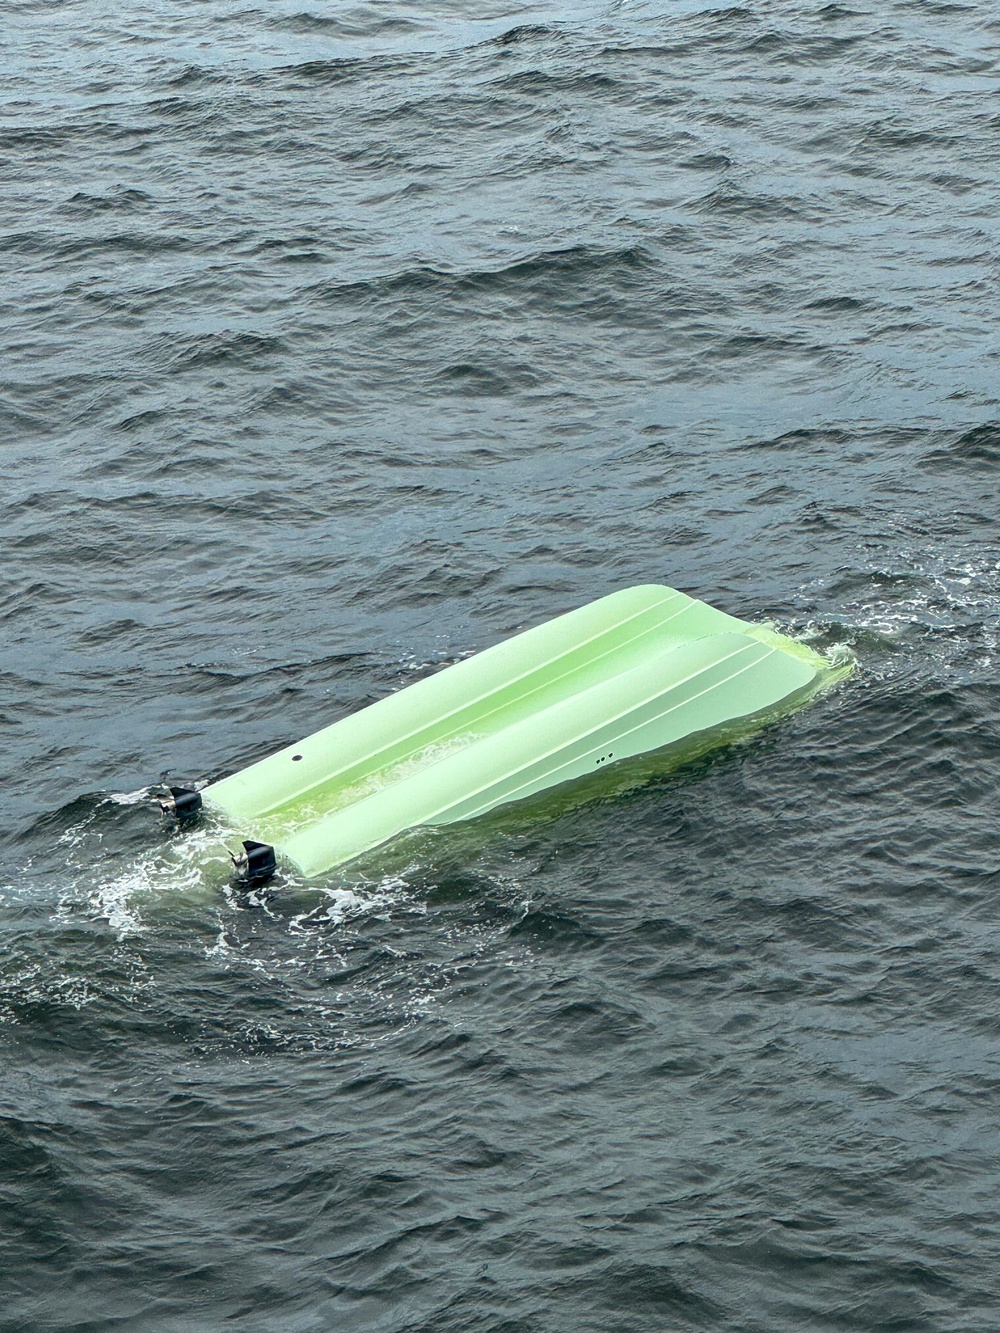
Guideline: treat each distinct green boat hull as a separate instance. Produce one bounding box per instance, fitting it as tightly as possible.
[204,584,840,878]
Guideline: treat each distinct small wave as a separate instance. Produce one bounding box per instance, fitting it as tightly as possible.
[744,28,866,64]
[693,184,812,221]
[147,330,286,374]
[271,11,423,38]
[163,64,230,88]
[48,232,191,261]
[489,25,555,47]
[507,907,603,951]
[493,68,619,95]
[58,188,154,217]
[920,422,1000,471]
[304,244,659,324]
[0,396,43,435]
[745,427,852,451]
[805,294,868,312]
[277,54,411,86]
[432,361,542,397]
[859,117,959,152]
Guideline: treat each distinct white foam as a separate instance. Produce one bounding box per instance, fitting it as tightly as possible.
[104,787,161,807]
[789,552,1000,685]
[51,815,236,939]
[286,874,413,934]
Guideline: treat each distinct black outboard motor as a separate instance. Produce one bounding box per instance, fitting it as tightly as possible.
[231,840,277,889]
[157,786,203,820]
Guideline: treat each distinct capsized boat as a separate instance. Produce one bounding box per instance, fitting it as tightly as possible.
[177,584,843,883]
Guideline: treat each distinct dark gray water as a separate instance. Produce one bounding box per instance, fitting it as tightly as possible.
[4,0,1000,1328]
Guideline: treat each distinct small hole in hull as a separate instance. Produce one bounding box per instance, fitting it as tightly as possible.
[292,754,303,761]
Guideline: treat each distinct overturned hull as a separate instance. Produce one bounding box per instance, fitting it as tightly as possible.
[203,584,839,879]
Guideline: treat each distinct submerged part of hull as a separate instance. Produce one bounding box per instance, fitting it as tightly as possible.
[203,584,839,877]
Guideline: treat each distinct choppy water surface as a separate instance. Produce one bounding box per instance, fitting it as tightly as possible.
[4,0,1000,1327]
